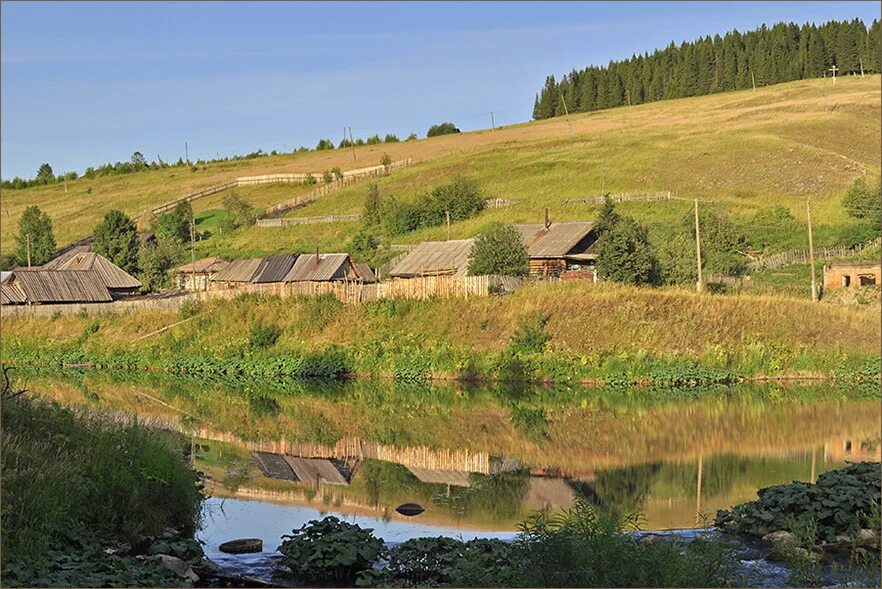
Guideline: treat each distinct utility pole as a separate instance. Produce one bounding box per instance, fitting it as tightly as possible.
[807,199,818,301]
[751,71,756,93]
[445,211,451,241]
[829,64,838,84]
[185,142,190,167]
[190,216,197,294]
[26,233,31,268]
[694,199,703,292]
[559,92,573,131]
[347,127,357,162]
[64,176,68,193]
[490,111,496,131]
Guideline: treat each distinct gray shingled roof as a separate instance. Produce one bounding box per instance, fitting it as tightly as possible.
[252,254,298,283]
[54,252,142,289]
[352,262,377,283]
[211,258,265,283]
[284,253,352,282]
[173,256,229,275]
[388,239,474,278]
[4,270,113,303]
[514,222,596,258]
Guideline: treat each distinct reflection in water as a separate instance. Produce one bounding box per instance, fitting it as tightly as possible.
[19,370,881,535]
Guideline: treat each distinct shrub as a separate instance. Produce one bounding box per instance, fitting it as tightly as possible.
[323,169,334,184]
[138,241,183,293]
[315,138,335,151]
[427,122,461,137]
[509,312,550,355]
[842,177,881,223]
[219,192,256,232]
[178,298,202,320]
[332,166,344,181]
[596,216,661,285]
[277,516,385,583]
[248,322,283,349]
[15,205,56,267]
[380,152,392,169]
[92,209,140,275]
[468,223,529,276]
[715,461,882,542]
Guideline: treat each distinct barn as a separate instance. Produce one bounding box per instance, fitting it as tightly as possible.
[283,253,366,283]
[172,257,230,291]
[50,252,142,297]
[1,269,113,305]
[515,221,597,278]
[388,239,475,278]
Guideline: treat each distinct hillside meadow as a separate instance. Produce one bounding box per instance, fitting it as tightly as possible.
[2,282,879,383]
[1,76,879,259]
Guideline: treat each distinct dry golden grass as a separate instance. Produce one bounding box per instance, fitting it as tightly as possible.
[2,76,879,255]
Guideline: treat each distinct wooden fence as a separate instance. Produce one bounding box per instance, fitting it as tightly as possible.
[564,191,673,205]
[142,158,413,219]
[748,238,881,271]
[256,213,362,227]
[201,275,524,304]
[0,293,197,318]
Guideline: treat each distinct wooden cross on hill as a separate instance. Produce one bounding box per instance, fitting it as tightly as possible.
[829,64,838,84]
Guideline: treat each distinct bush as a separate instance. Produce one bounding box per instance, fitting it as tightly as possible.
[596,216,661,286]
[315,138,335,151]
[842,177,881,223]
[427,122,461,137]
[92,209,140,275]
[248,322,283,348]
[323,170,334,184]
[468,223,529,276]
[715,462,882,542]
[508,312,550,355]
[277,516,385,583]
[380,176,484,237]
[138,241,182,293]
[219,192,256,232]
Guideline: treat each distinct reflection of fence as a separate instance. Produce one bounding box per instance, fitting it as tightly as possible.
[748,239,880,271]
[201,274,525,304]
[564,191,673,205]
[256,214,362,227]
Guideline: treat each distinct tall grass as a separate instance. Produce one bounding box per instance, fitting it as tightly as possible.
[1,396,203,572]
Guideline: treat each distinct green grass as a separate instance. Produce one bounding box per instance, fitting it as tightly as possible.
[2,76,879,260]
[0,394,203,586]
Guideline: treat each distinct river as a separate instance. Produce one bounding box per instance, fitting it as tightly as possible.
[21,371,881,583]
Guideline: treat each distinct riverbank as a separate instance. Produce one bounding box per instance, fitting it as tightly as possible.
[0,393,205,587]
[1,283,880,386]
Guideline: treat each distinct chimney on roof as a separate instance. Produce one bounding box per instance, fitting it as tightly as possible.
[544,207,551,229]
[315,247,320,268]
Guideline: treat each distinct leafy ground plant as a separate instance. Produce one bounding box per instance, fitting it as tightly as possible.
[277,516,386,584]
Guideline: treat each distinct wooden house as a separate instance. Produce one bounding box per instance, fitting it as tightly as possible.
[210,258,266,289]
[251,254,299,284]
[0,269,112,305]
[514,221,597,278]
[387,239,475,278]
[172,257,230,291]
[283,253,365,283]
[51,252,142,297]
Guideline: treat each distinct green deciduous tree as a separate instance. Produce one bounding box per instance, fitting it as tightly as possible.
[596,216,661,285]
[468,223,529,276]
[92,210,140,274]
[842,177,882,225]
[219,192,256,232]
[426,122,461,137]
[363,184,382,227]
[138,240,182,292]
[15,205,56,266]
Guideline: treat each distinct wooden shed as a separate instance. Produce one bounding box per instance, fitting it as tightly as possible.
[823,261,881,290]
[210,258,266,288]
[251,254,299,284]
[172,257,230,291]
[388,239,475,278]
[1,270,112,304]
[515,222,597,278]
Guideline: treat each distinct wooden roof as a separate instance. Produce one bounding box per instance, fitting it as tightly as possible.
[4,270,112,303]
[514,222,596,258]
[407,466,473,487]
[284,253,353,282]
[388,239,474,278]
[1,284,26,305]
[42,245,92,269]
[352,262,377,283]
[55,252,142,289]
[172,256,229,275]
[252,254,299,284]
[283,457,348,485]
[211,258,265,283]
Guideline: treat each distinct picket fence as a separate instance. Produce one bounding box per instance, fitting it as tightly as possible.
[0,293,197,318]
[748,238,881,271]
[256,213,362,228]
[564,191,673,205]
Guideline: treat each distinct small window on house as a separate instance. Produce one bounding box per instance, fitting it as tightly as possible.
[859,274,876,286]
[842,275,851,287]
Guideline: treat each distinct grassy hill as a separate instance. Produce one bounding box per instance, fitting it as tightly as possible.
[1,76,879,260]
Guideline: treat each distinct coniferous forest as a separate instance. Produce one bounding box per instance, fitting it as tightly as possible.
[533,18,881,119]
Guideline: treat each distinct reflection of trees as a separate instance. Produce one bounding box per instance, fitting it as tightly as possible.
[573,463,662,517]
[433,470,531,522]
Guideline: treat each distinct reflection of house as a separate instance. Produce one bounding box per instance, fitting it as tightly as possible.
[172,257,229,291]
[388,240,475,278]
[407,467,473,487]
[514,221,597,278]
[823,262,881,290]
[525,477,576,510]
[252,452,351,486]
[824,438,882,462]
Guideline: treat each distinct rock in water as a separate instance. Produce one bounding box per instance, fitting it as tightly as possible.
[219,538,263,554]
[157,554,200,583]
[396,503,425,516]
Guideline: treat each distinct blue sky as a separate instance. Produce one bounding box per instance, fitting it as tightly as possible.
[2,1,879,179]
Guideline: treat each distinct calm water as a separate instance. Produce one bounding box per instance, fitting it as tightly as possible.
[23,371,881,558]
